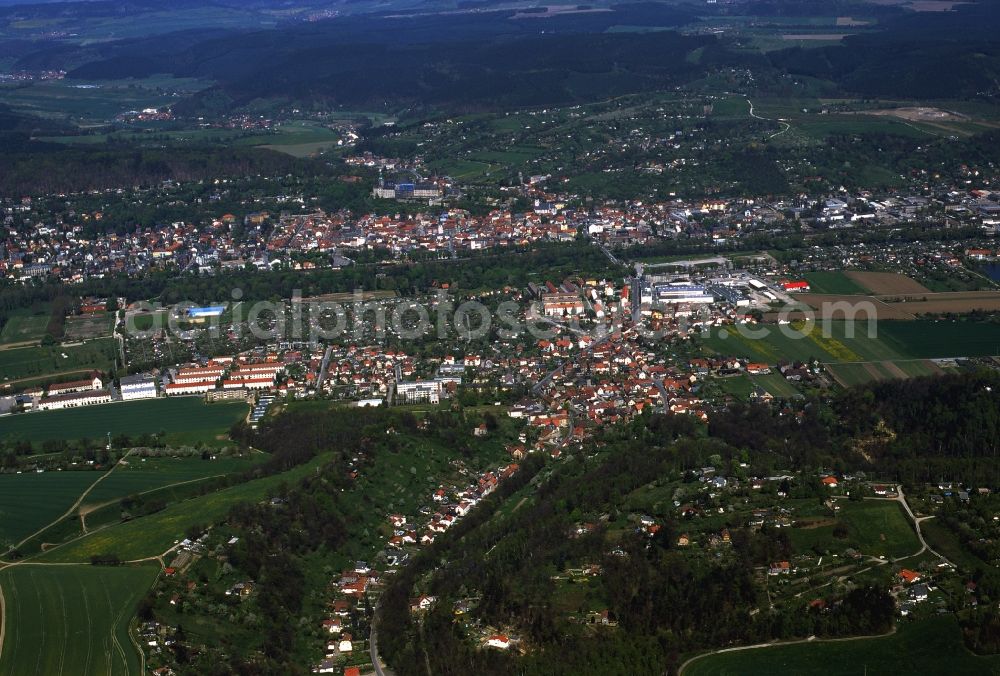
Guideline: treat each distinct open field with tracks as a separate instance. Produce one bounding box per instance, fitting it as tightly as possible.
[83,455,262,506]
[1,455,264,555]
[36,452,332,563]
[682,615,1000,676]
[826,359,946,387]
[0,564,158,676]
[0,472,97,548]
[794,294,916,320]
[880,291,1000,315]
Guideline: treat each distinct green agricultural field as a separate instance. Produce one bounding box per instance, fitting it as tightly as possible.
[0,398,246,448]
[749,372,801,398]
[82,455,263,507]
[703,320,1000,365]
[802,271,867,295]
[0,306,51,346]
[920,520,988,573]
[1,456,261,554]
[682,615,1000,676]
[789,500,918,559]
[839,500,919,558]
[0,337,115,383]
[0,471,98,548]
[877,321,1000,359]
[426,158,494,180]
[892,360,943,378]
[0,564,158,676]
[828,358,946,387]
[703,321,904,364]
[826,362,884,387]
[37,453,333,563]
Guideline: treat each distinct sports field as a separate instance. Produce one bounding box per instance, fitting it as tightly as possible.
[682,615,1000,676]
[0,564,158,676]
[64,313,114,341]
[0,397,246,448]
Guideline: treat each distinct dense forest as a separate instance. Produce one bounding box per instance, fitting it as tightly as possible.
[0,140,328,195]
[6,1,993,117]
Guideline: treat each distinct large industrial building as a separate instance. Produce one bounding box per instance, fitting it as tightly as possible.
[636,278,715,306]
[119,374,158,400]
[373,179,442,201]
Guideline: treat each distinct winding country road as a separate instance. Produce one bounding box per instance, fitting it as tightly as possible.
[747,98,791,139]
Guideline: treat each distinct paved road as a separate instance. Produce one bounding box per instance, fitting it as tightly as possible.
[370,611,395,676]
[595,242,622,266]
[652,378,670,414]
[315,344,333,390]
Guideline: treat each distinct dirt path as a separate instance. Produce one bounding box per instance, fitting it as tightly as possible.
[0,340,40,351]
[0,368,95,388]
[747,98,791,139]
[677,626,897,675]
[0,577,6,665]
